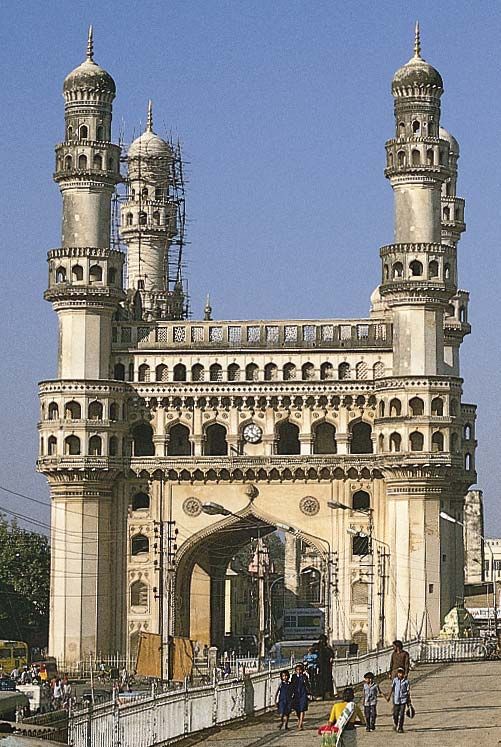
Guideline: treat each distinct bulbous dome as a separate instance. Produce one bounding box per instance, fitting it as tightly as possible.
[439,127,459,155]
[392,23,443,95]
[128,130,171,159]
[63,28,115,96]
[63,59,116,96]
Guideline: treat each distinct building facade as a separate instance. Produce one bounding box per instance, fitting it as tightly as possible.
[38,27,477,664]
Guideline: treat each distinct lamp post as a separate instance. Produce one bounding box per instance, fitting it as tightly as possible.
[440,510,498,645]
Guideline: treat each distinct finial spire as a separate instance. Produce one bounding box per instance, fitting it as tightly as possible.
[147,100,153,132]
[414,20,421,58]
[87,25,94,62]
[204,293,212,321]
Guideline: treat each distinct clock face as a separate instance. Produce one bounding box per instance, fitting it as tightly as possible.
[243,423,262,444]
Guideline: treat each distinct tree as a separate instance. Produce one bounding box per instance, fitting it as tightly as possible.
[0,515,50,649]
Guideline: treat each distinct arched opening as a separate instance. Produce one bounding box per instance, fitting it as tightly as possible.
[71,264,83,282]
[64,401,81,420]
[109,403,119,421]
[431,397,444,416]
[191,364,204,382]
[410,260,423,276]
[299,568,321,604]
[302,362,315,380]
[78,154,87,169]
[378,433,385,452]
[126,212,133,226]
[338,362,350,380]
[93,153,103,169]
[67,125,73,140]
[79,125,88,139]
[114,363,125,380]
[426,149,434,165]
[108,267,117,284]
[284,362,297,380]
[109,436,119,456]
[378,400,385,417]
[392,262,403,279]
[429,260,439,278]
[411,149,421,165]
[409,431,424,451]
[131,535,149,556]
[156,364,168,382]
[264,363,278,381]
[444,263,451,280]
[170,363,185,382]
[210,363,223,382]
[132,492,150,511]
[245,363,259,381]
[139,212,147,225]
[312,421,337,454]
[168,423,191,456]
[443,206,451,221]
[412,120,420,134]
[88,435,102,456]
[350,421,373,454]
[319,362,333,381]
[141,188,148,199]
[64,435,80,455]
[205,423,228,456]
[64,155,72,170]
[56,266,66,283]
[352,535,370,557]
[128,362,134,381]
[397,150,406,166]
[108,158,114,171]
[152,210,160,225]
[228,363,240,381]
[88,401,103,420]
[276,421,300,455]
[132,423,155,456]
[373,362,385,379]
[355,361,368,380]
[409,397,424,416]
[48,436,57,455]
[48,402,59,420]
[89,264,103,282]
[390,432,401,452]
[431,431,444,452]
[96,125,104,140]
[465,453,472,471]
[450,433,459,452]
[352,490,370,511]
[130,581,148,610]
[464,424,472,440]
[459,306,467,323]
[138,364,150,382]
[384,264,390,280]
[389,398,402,416]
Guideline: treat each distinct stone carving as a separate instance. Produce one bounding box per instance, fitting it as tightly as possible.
[300,495,320,516]
[183,497,202,516]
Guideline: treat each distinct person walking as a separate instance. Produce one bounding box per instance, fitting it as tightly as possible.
[389,640,410,679]
[362,672,381,732]
[290,663,311,730]
[387,667,411,733]
[328,687,365,746]
[275,670,293,730]
[315,634,335,699]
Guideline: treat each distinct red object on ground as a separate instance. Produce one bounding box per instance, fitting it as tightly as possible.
[317,724,339,734]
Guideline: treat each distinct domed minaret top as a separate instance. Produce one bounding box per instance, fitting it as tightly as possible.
[63,26,116,100]
[392,22,443,97]
[128,101,172,160]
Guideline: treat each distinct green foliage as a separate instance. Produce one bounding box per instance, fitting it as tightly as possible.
[0,515,50,648]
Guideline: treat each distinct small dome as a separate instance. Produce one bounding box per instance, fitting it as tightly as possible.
[63,59,116,96]
[128,130,171,159]
[63,29,115,96]
[439,127,459,155]
[392,24,442,95]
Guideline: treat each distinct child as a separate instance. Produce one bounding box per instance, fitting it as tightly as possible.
[387,667,411,733]
[303,646,319,697]
[362,671,381,732]
[290,663,311,730]
[275,670,293,730]
[328,687,365,746]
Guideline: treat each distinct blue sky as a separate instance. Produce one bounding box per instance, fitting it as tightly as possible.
[1,0,500,534]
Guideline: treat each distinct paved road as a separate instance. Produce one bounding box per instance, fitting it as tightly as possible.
[178,661,501,747]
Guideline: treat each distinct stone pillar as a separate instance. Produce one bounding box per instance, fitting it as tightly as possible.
[210,573,226,649]
[284,533,300,609]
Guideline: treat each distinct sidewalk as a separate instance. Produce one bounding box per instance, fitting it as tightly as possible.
[178,660,501,747]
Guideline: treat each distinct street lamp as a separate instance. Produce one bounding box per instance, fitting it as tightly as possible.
[440,511,498,644]
[201,501,234,517]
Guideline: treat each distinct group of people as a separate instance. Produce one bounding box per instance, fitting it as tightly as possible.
[8,664,49,685]
[275,639,413,742]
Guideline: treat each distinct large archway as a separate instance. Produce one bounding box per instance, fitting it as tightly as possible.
[173,512,327,652]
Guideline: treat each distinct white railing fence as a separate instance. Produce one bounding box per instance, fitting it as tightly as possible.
[68,638,487,747]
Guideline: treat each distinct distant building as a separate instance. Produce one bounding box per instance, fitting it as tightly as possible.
[464,490,484,584]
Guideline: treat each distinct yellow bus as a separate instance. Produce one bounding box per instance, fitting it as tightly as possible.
[0,641,29,674]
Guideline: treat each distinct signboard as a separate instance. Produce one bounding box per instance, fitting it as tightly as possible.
[466,607,501,620]
[136,633,194,681]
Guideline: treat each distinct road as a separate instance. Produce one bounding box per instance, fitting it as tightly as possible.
[178,660,501,747]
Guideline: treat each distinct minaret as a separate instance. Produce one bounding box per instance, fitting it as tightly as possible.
[380,23,456,376]
[38,30,127,663]
[120,103,184,319]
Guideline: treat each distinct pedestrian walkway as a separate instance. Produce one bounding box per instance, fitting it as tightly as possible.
[178,660,501,747]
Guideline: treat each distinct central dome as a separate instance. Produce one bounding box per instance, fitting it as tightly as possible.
[63,27,115,97]
[128,102,172,159]
[392,23,443,95]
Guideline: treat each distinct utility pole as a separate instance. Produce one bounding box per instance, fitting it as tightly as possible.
[154,480,178,681]
[257,535,266,667]
[377,547,389,647]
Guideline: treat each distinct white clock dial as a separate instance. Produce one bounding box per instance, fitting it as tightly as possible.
[243,423,262,444]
